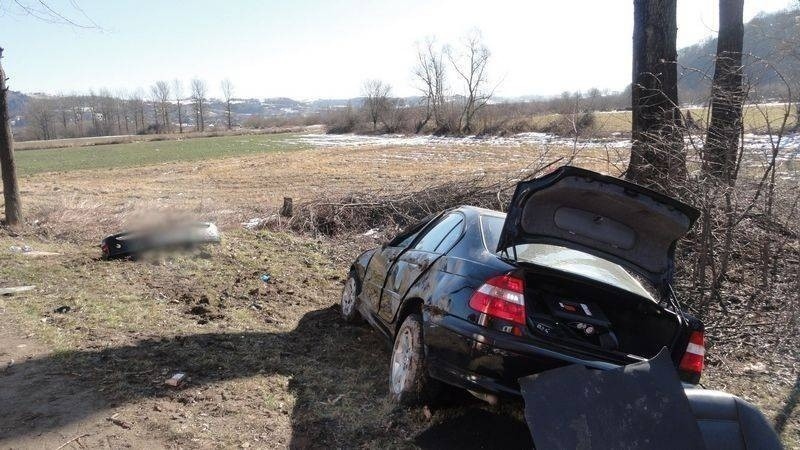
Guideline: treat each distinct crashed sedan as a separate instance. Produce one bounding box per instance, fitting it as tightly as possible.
[341,166,705,405]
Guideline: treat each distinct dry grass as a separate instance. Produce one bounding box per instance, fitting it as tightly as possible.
[528,104,798,135]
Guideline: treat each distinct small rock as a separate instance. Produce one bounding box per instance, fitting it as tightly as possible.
[54,305,71,314]
[422,405,432,420]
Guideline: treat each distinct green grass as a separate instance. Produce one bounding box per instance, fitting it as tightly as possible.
[15,133,307,176]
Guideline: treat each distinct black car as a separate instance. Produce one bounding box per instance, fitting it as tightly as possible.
[341,166,705,405]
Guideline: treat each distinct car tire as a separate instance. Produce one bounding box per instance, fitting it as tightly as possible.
[390,313,439,405]
[340,272,363,324]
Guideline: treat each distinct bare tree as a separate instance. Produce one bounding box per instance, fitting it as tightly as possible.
[25,97,54,140]
[448,31,493,134]
[413,38,448,132]
[130,89,145,132]
[155,80,171,132]
[173,79,184,133]
[221,79,234,130]
[626,0,686,190]
[703,0,745,183]
[0,47,21,227]
[149,85,161,130]
[191,78,207,132]
[361,79,391,132]
[70,94,85,136]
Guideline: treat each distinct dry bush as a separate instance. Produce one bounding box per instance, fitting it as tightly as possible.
[286,160,564,236]
[322,107,360,134]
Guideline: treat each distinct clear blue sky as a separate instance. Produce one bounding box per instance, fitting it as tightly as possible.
[1,0,793,99]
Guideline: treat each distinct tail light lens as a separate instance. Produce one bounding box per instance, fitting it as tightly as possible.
[468,274,526,325]
[679,330,705,380]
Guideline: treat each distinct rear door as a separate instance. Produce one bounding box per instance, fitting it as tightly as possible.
[378,212,465,323]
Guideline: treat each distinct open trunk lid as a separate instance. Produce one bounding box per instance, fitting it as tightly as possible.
[497,166,699,288]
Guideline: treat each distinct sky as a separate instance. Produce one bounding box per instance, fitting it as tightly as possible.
[1,0,794,100]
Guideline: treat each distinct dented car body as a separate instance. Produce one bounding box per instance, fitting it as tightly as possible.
[342,166,705,403]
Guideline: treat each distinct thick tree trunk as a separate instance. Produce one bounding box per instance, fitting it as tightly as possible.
[704,0,745,183]
[0,48,22,228]
[627,0,686,192]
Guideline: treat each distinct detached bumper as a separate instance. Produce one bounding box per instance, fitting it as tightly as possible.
[424,314,622,396]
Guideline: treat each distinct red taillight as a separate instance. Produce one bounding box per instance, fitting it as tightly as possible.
[679,330,705,376]
[468,274,526,325]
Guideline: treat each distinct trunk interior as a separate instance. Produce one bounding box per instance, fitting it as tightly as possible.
[520,265,681,361]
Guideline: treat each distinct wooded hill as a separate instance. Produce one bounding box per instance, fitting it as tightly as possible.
[678,8,800,102]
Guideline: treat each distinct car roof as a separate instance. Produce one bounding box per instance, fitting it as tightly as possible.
[455,205,506,218]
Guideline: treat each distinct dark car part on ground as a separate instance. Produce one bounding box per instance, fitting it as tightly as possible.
[342,166,705,406]
[519,349,781,450]
[101,222,220,259]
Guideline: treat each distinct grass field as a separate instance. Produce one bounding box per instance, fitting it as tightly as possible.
[1,135,797,448]
[14,133,307,176]
[531,103,798,134]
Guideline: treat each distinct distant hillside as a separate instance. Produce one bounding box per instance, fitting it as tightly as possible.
[6,90,29,117]
[678,8,800,102]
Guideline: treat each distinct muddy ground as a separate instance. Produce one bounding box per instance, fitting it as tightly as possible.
[1,141,798,448]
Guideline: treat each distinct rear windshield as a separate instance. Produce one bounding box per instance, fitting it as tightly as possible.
[480,215,657,301]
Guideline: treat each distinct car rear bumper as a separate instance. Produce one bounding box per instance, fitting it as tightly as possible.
[424,314,623,396]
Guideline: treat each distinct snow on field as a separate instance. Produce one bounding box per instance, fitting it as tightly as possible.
[291,132,800,158]
[290,132,630,150]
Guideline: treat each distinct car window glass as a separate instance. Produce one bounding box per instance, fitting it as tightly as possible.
[395,230,420,248]
[434,219,465,253]
[480,215,505,252]
[413,213,463,253]
[388,213,437,247]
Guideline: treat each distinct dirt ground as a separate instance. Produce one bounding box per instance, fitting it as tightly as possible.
[1,142,798,448]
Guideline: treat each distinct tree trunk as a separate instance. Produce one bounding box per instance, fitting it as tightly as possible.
[703,0,745,183]
[627,0,686,192]
[0,48,22,228]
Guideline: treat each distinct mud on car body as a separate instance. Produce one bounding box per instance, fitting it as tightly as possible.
[341,166,705,404]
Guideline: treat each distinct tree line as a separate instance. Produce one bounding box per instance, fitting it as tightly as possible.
[20,78,237,141]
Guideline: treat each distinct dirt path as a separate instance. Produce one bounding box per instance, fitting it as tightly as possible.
[0,321,170,449]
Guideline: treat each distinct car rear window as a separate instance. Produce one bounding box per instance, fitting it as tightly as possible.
[513,243,657,301]
[479,214,657,301]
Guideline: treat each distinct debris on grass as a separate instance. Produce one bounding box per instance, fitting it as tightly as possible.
[53,305,71,314]
[164,372,187,387]
[0,286,35,296]
[101,221,221,259]
[9,245,60,257]
[242,214,281,230]
[106,414,132,429]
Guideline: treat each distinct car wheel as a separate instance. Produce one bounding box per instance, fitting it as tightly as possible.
[340,273,363,323]
[390,313,439,405]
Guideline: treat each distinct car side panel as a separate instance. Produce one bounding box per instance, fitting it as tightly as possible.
[360,246,404,314]
[379,249,442,324]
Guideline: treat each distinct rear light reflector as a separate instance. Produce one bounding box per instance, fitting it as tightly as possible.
[679,330,705,377]
[469,274,526,325]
